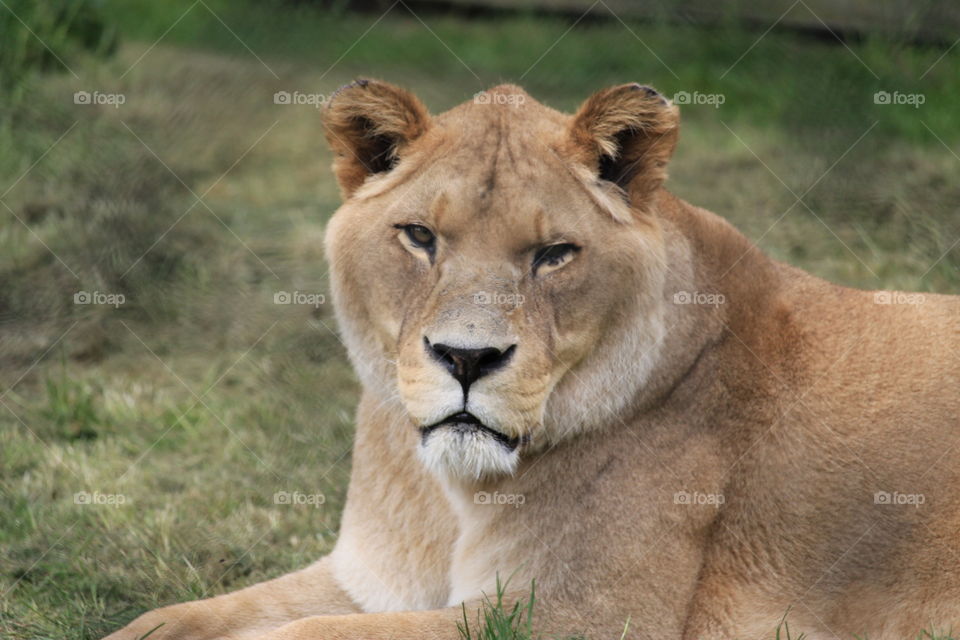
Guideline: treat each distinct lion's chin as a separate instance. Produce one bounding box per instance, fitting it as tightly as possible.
[417,427,520,481]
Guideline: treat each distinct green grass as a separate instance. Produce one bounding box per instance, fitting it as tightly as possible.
[1,2,958,639]
[458,587,957,640]
[458,577,540,640]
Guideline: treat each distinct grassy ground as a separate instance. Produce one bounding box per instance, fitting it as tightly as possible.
[1,2,958,638]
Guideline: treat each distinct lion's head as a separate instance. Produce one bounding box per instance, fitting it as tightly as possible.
[322,80,680,482]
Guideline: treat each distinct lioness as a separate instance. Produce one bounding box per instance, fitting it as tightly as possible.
[105,81,960,640]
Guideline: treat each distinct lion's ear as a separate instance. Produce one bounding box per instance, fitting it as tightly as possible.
[322,79,430,199]
[567,83,679,206]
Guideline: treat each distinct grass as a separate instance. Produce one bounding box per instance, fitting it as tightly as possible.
[457,577,539,640]
[0,2,958,638]
[458,586,957,640]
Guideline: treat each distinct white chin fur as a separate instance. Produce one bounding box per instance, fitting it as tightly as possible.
[417,428,520,481]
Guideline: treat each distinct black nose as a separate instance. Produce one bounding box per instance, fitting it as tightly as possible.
[426,338,515,393]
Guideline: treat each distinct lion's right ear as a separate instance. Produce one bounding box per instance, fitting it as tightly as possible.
[322,79,430,199]
[567,83,679,209]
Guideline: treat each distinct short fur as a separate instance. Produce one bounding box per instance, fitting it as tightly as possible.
[103,81,960,640]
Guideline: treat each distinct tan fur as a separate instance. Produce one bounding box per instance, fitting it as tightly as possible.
[104,81,960,640]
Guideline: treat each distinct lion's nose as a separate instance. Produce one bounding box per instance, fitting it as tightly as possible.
[425,338,516,393]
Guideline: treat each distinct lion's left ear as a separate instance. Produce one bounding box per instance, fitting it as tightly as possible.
[567,83,679,206]
[323,78,431,199]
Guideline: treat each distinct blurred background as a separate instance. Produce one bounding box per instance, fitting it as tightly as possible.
[1,0,958,637]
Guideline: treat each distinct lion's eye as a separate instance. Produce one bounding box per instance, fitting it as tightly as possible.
[533,243,579,274]
[404,224,435,247]
[397,224,437,255]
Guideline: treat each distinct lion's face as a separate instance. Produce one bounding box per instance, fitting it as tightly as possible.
[323,81,679,481]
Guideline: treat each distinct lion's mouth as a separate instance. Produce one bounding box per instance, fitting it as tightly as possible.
[420,412,524,450]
